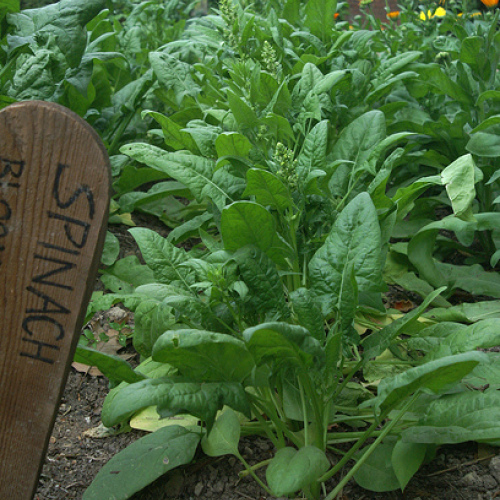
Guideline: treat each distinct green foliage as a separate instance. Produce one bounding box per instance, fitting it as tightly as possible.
[3,0,498,497]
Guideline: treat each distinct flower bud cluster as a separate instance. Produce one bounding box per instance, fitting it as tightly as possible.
[261,41,281,79]
[274,142,299,190]
[219,0,238,50]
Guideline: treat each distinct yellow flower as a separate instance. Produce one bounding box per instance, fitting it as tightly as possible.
[480,0,499,7]
[419,6,447,19]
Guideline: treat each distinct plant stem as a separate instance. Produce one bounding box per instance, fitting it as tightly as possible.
[323,393,420,500]
[238,458,272,477]
[236,452,274,496]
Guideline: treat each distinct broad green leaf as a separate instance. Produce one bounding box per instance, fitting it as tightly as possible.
[309,193,384,316]
[152,330,254,383]
[296,120,328,184]
[8,0,105,67]
[370,352,488,413]
[243,169,293,212]
[82,426,200,500]
[121,143,231,210]
[459,36,484,64]
[102,378,251,430]
[221,201,292,267]
[243,322,322,371]
[215,132,252,158]
[304,0,335,39]
[424,319,500,361]
[134,300,175,358]
[266,446,330,496]
[233,246,289,320]
[100,255,156,293]
[201,408,240,457]
[353,440,400,492]
[392,441,428,490]
[130,228,194,287]
[467,132,500,157]
[402,389,500,444]
[227,90,258,129]
[440,154,477,221]
[150,52,200,106]
[330,110,386,171]
[424,300,500,323]
[74,346,146,385]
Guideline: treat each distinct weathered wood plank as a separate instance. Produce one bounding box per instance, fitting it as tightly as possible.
[0,101,110,499]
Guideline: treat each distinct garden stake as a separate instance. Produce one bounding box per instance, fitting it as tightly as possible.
[0,101,110,499]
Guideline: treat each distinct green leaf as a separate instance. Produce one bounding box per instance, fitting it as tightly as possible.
[74,346,146,385]
[129,228,194,287]
[296,120,328,185]
[290,288,325,342]
[467,132,500,157]
[233,246,289,320]
[402,389,500,444]
[424,319,500,361]
[101,255,156,293]
[243,322,322,371]
[309,193,384,316]
[102,378,251,430]
[266,446,330,496]
[215,132,252,158]
[82,426,200,500]
[440,154,477,221]
[353,440,400,492]
[227,90,258,129]
[152,330,254,383]
[369,352,488,413]
[330,110,386,171]
[101,231,120,266]
[150,52,200,106]
[143,110,198,151]
[221,201,292,267]
[304,0,335,40]
[392,441,428,490]
[201,408,241,457]
[134,300,175,358]
[243,169,292,212]
[424,300,500,323]
[121,143,231,210]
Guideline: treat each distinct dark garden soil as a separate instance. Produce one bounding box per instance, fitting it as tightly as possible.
[33,217,500,500]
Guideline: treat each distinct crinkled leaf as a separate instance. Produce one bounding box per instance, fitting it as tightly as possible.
[233,246,289,320]
[152,330,254,383]
[402,389,500,444]
[102,378,251,430]
[130,227,194,287]
[290,288,325,342]
[243,322,322,371]
[121,143,231,210]
[296,120,328,184]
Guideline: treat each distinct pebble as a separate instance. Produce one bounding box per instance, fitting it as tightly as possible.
[461,471,498,490]
[489,455,500,483]
[194,482,204,496]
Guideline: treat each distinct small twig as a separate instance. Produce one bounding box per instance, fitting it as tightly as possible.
[424,454,495,477]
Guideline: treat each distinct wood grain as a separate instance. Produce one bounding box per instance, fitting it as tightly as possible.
[0,101,110,499]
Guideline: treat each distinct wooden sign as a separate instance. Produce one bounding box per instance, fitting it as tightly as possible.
[0,101,110,499]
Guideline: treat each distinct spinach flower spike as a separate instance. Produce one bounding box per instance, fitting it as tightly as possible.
[274,142,299,191]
